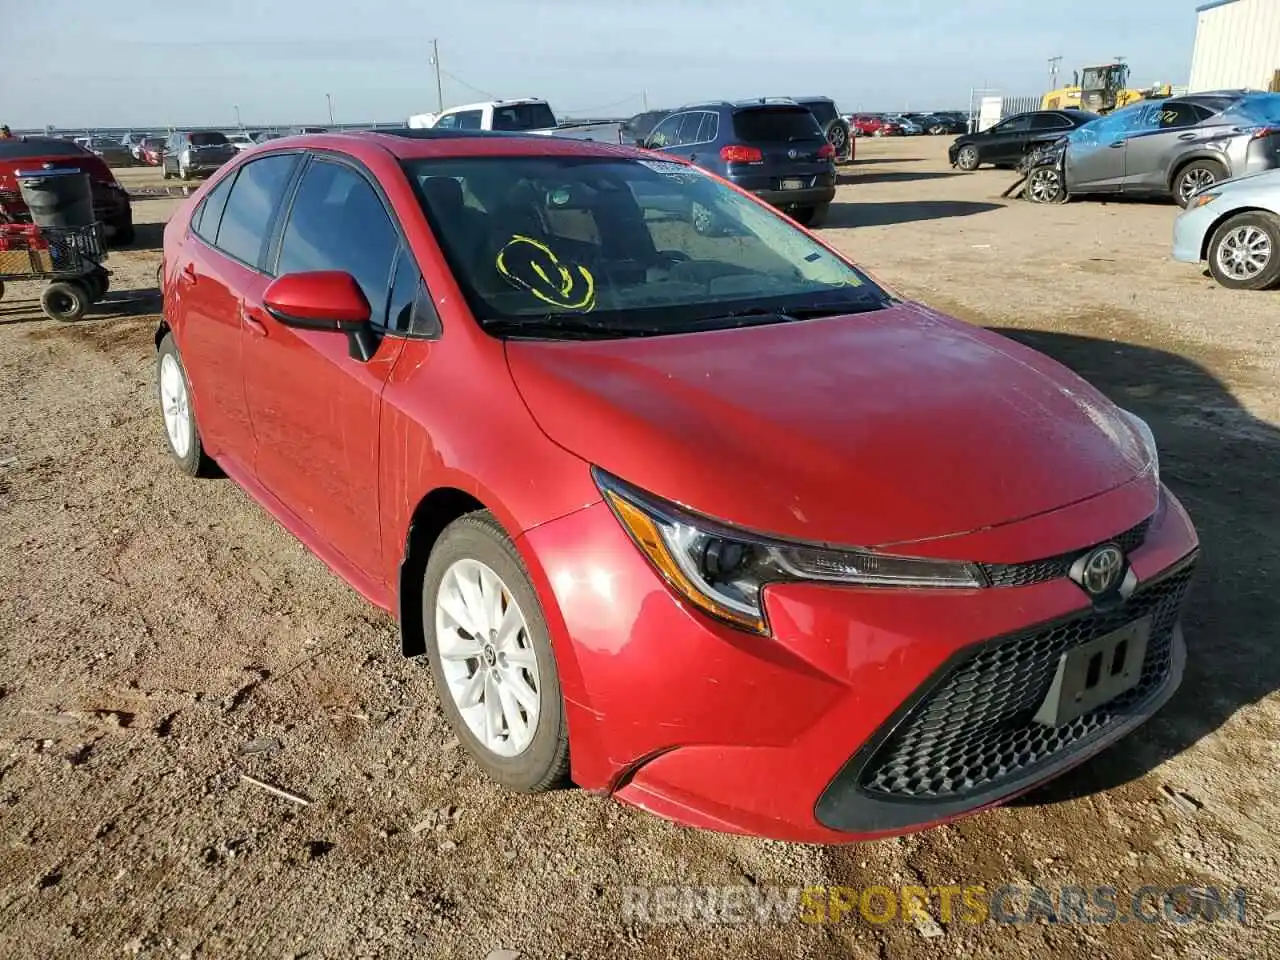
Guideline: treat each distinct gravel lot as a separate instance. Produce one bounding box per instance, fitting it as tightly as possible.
[1,137,1277,960]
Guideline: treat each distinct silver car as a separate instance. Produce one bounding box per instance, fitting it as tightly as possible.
[1048,92,1280,207]
[1172,169,1280,290]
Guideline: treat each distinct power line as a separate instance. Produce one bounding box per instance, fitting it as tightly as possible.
[437,67,498,102]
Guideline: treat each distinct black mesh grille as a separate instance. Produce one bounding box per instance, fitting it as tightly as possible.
[857,561,1194,800]
[980,516,1152,588]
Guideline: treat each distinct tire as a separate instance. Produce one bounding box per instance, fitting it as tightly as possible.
[956,144,980,171]
[825,120,850,163]
[162,165,173,181]
[795,203,830,228]
[423,511,569,793]
[1025,165,1067,204]
[86,268,110,301]
[1206,211,1280,291]
[40,281,89,322]
[156,334,217,477]
[1174,159,1225,208]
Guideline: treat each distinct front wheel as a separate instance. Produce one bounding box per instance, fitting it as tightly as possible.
[156,334,217,476]
[423,512,569,793]
[1207,211,1280,291]
[955,145,980,171]
[1025,166,1067,204]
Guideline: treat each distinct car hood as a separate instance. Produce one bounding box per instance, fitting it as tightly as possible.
[504,302,1151,548]
[1212,167,1280,200]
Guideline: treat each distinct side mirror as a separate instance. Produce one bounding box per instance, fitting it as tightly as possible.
[263,271,378,362]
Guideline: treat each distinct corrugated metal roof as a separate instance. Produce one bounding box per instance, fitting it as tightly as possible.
[1196,0,1239,12]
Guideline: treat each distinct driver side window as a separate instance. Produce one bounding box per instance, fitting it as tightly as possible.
[646,114,683,149]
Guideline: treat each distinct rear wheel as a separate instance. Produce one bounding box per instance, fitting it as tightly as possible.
[1207,211,1280,291]
[795,204,829,228]
[157,334,217,476]
[40,281,89,322]
[956,144,980,171]
[1174,160,1225,207]
[85,268,110,301]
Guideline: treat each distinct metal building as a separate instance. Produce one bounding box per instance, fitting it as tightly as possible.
[1188,0,1280,93]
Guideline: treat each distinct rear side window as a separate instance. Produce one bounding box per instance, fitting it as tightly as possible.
[193,171,237,243]
[492,102,557,131]
[190,132,229,146]
[454,111,484,131]
[731,107,822,142]
[1031,114,1072,130]
[214,153,299,266]
[277,159,400,320]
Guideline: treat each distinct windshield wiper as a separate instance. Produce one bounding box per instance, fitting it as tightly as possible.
[481,316,636,340]
[682,299,888,329]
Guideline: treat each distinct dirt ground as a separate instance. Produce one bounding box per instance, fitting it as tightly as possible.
[1,138,1278,960]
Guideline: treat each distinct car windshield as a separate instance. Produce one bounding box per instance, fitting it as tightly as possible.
[190,132,229,146]
[492,103,558,131]
[407,155,887,339]
[732,107,824,142]
[0,138,89,159]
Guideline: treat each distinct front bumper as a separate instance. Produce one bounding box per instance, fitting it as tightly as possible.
[1172,202,1218,263]
[520,481,1199,842]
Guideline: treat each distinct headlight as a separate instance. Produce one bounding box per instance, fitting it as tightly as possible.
[1118,408,1159,488]
[1189,191,1221,209]
[594,468,983,635]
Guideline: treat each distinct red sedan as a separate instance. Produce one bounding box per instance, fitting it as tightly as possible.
[851,114,903,137]
[156,130,1198,842]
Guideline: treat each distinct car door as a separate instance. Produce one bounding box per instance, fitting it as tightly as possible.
[644,113,685,152]
[982,114,1033,164]
[172,167,257,463]
[242,155,407,580]
[1121,101,1213,194]
[1063,109,1134,192]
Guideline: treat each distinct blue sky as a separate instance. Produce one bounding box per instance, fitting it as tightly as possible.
[3,0,1203,129]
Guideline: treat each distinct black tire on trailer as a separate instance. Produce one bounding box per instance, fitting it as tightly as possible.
[40,281,89,322]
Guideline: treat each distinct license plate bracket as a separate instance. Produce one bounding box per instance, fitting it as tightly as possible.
[780,178,805,191]
[1033,618,1151,727]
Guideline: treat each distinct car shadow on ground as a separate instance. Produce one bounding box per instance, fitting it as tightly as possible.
[846,157,927,165]
[117,221,165,252]
[823,200,1003,228]
[987,328,1280,806]
[837,170,963,186]
[0,287,160,325]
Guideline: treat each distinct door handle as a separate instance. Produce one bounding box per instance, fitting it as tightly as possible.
[1177,132,1197,141]
[1109,140,1127,148]
[181,261,197,282]
[242,308,268,337]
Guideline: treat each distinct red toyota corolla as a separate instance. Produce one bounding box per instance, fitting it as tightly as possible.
[156,130,1198,842]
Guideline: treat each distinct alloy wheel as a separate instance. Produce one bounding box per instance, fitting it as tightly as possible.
[1027,167,1064,203]
[159,353,191,458]
[1215,225,1273,282]
[1179,167,1216,203]
[434,558,540,758]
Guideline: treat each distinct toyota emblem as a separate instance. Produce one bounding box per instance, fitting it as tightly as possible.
[788,148,799,159]
[1072,544,1125,596]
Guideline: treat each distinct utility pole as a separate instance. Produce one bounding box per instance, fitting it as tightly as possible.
[326,93,335,124]
[431,39,444,113]
[642,89,649,111]
[234,104,241,127]
[1048,56,1062,90]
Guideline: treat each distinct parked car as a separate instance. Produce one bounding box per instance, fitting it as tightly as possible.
[227,132,257,153]
[139,137,166,166]
[851,114,902,137]
[642,99,836,225]
[1173,169,1280,290]
[884,114,924,135]
[949,109,1099,171]
[1023,92,1280,207]
[162,131,237,180]
[292,126,330,135]
[619,109,672,146]
[154,128,1197,843]
[251,131,285,144]
[85,136,135,167]
[789,97,854,164]
[920,114,967,135]
[121,132,148,161]
[0,135,134,243]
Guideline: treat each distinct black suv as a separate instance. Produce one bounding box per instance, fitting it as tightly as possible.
[789,96,853,163]
[642,99,837,226]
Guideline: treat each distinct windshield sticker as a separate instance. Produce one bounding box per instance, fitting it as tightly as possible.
[636,159,704,183]
[496,235,597,312]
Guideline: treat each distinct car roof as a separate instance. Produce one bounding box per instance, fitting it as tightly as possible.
[441,98,549,112]
[265,128,646,162]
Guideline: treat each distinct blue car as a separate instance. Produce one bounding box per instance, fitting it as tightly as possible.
[641,99,837,226]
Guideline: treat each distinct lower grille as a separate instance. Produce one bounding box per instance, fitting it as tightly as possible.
[857,561,1194,801]
[979,516,1152,588]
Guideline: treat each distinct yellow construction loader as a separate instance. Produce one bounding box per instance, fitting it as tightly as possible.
[1042,63,1172,114]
